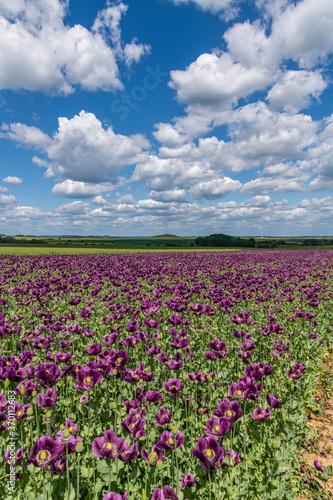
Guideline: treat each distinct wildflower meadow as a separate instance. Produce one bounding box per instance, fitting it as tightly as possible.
[0,250,332,500]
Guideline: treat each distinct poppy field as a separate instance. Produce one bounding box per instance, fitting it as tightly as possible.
[0,250,333,500]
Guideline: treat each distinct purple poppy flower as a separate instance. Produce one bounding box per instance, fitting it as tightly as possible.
[13,403,31,421]
[314,459,325,472]
[191,437,226,473]
[92,430,125,459]
[204,417,230,439]
[266,394,283,409]
[213,398,242,424]
[55,352,72,364]
[64,418,81,435]
[197,407,211,415]
[37,388,58,408]
[167,313,184,326]
[103,333,119,346]
[293,363,307,372]
[123,398,141,411]
[170,337,188,349]
[249,407,272,422]
[205,351,217,360]
[0,393,10,412]
[111,350,129,370]
[0,412,9,430]
[180,473,196,489]
[155,407,172,427]
[24,436,61,468]
[35,362,61,388]
[55,429,83,456]
[141,444,166,465]
[147,345,160,356]
[50,456,69,476]
[126,321,139,333]
[119,442,138,461]
[15,380,39,398]
[121,416,146,440]
[0,366,27,383]
[137,389,163,405]
[226,449,241,466]
[5,447,24,466]
[80,395,88,404]
[85,343,102,356]
[158,430,184,450]
[103,493,128,500]
[163,378,184,397]
[75,368,103,391]
[286,369,302,380]
[166,359,183,370]
[156,352,169,364]
[151,486,179,499]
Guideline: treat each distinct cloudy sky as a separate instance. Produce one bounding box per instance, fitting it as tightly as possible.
[0,0,333,236]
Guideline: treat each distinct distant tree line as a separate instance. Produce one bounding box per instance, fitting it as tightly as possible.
[0,236,47,245]
[302,238,333,246]
[195,233,256,247]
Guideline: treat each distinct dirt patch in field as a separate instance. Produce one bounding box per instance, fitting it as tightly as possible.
[297,354,333,499]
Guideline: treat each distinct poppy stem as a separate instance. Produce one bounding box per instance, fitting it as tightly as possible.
[77,452,80,500]
[66,443,70,500]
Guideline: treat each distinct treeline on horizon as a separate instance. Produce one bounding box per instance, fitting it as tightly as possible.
[195,234,256,247]
[1,234,333,248]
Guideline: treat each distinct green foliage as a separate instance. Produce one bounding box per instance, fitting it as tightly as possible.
[195,233,256,247]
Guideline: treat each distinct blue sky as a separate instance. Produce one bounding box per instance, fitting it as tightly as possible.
[0,0,333,236]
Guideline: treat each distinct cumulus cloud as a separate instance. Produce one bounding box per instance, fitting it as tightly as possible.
[267,70,327,113]
[2,176,22,184]
[0,0,149,95]
[169,0,239,13]
[148,189,187,203]
[1,123,51,148]
[189,177,241,199]
[4,111,150,184]
[52,180,116,198]
[240,177,307,195]
[0,194,16,206]
[169,52,272,107]
[56,201,90,215]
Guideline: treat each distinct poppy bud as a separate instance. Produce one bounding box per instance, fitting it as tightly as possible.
[75,442,84,453]
[149,452,157,465]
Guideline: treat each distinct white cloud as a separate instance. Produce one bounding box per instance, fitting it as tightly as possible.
[5,111,150,184]
[0,186,9,193]
[240,177,306,195]
[148,189,187,203]
[169,52,272,107]
[267,70,327,112]
[2,176,22,184]
[169,0,239,14]
[56,201,90,215]
[0,0,149,95]
[270,0,333,69]
[1,123,51,148]
[52,180,116,198]
[189,177,241,199]
[0,194,16,206]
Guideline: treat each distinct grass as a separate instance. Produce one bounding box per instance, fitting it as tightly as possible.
[0,246,241,255]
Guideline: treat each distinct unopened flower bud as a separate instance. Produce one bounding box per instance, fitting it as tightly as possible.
[156,460,164,471]
[75,442,84,453]
[149,452,157,465]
